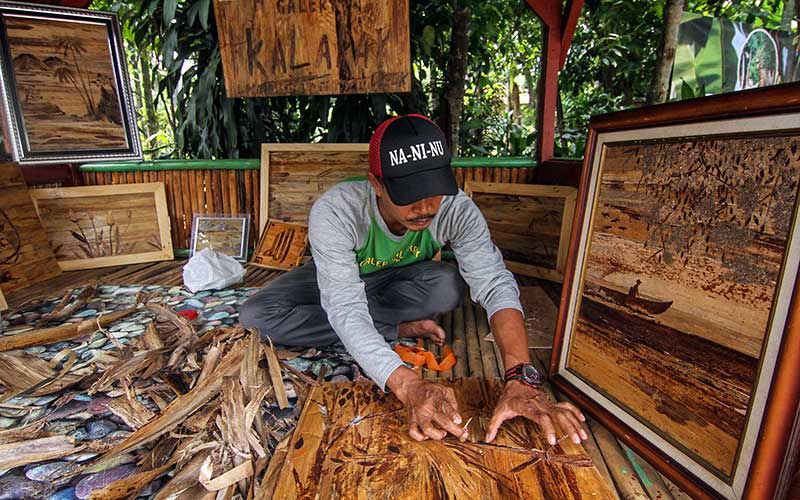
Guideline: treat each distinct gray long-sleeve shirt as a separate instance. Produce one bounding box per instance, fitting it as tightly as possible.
[308,180,522,389]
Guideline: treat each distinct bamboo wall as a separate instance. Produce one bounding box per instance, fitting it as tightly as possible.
[80,165,534,250]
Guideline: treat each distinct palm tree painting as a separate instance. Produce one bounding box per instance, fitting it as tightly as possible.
[2,12,130,154]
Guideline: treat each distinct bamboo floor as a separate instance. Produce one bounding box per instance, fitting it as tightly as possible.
[6,259,791,499]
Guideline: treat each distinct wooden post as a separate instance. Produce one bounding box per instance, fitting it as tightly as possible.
[524,0,584,163]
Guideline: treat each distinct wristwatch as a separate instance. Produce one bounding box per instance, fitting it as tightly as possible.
[504,363,542,388]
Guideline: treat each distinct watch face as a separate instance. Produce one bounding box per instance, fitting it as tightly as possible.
[522,364,539,383]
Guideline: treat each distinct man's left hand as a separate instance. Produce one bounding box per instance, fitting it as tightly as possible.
[485,380,588,445]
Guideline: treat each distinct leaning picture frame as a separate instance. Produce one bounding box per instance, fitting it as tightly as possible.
[0,2,141,164]
[550,83,800,500]
[190,214,251,262]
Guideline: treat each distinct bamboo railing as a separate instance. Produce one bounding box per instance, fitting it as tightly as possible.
[79,157,537,252]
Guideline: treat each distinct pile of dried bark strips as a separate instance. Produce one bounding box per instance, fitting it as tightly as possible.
[0,289,316,499]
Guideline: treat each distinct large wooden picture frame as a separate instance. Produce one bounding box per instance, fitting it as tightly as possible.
[464,181,576,283]
[259,144,369,235]
[550,83,800,499]
[29,183,173,270]
[0,2,141,164]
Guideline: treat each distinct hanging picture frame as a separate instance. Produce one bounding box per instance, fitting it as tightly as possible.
[550,83,800,500]
[0,2,141,164]
[190,214,251,262]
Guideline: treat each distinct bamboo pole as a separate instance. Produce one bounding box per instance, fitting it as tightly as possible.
[439,311,453,380]
[475,306,500,378]
[451,305,467,378]
[463,298,483,378]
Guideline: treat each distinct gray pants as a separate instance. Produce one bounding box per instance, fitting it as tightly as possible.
[239,260,466,346]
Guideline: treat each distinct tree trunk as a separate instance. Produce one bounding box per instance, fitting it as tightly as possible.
[439,4,470,155]
[510,80,521,126]
[781,0,797,30]
[139,55,159,150]
[647,0,685,104]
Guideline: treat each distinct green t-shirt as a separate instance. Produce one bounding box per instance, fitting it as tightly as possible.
[355,219,441,275]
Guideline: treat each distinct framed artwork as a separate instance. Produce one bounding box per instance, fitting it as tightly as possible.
[251,219,308,270]
[550,83,800,500]
[29,183,173,270]
[0,2,141,164]
[259,143,369,235]
[0,161,61,294]
[0,288,6,311]
[190,214,250,262]
[464,181,576,283]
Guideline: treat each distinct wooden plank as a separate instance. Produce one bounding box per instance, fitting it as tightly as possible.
[213,0,410,97]
[273,379,615,499]
[0,162,62,295]
[463,298,483,377]
[588,418,650,500]
[451,304,468,378]
[485,286,557,350]
[465,181,575,284]
[28,183,174,270]
[250,220,308,270]
[439,311,453,380]
[259,144,370,235]
[504,261,563,282]
[619,443,675,500]
[475,305,500,378]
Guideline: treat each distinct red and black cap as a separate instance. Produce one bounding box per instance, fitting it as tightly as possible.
[369,114,457,206]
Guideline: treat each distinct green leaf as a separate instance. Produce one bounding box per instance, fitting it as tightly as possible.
[163,0,177,26]
[422,25,436,57]
[680,79,695,100]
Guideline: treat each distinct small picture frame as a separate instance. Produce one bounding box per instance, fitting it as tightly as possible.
[190,214,250,262]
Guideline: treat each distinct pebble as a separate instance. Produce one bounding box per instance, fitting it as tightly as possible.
[22,312,40,323]
[207,320,222,327]
[83,453,134,473]
[0,475,54,499]
[64,452,99,463]
[330,374,350,383]
[0,417,16,429]
[207,311,230,321]
[75,464,138,499]
[72,309,97,318]
[70,427,88,441]
[48,487,78,500]
[184,299,204,308]
[23,346,47,355]
[121,323,143,332]
[88,337,108,349]
[86,419,117,439]
[25,461,80,482]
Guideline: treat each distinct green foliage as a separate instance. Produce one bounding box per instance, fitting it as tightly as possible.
[92,0,793,160]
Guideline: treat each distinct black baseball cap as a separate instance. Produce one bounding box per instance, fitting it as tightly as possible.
[368,114,458,206]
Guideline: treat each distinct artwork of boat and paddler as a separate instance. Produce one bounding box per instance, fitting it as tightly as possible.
[553,93,800,499]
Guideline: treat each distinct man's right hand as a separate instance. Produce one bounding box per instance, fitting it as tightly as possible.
[387,366,464,441]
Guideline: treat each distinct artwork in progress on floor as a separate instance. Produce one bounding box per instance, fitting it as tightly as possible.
[0,162,62,295]
[251,219,308,270]
[190,214,250,261]
[29,183,173,270]
[0,3,140,164]
[554,93,800,499]
[273,378,614,499]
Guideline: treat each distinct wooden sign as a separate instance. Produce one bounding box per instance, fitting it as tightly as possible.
[212,0,411,96]
[259,143,369,235]
[464,182,577,283]
[0,162,61,297]
[29,183,174,271]
[251,220,308,270]
[273,378,614,499]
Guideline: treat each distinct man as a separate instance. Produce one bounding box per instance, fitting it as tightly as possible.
[240,114,587,444]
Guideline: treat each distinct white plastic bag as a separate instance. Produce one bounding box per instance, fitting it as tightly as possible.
[182,248,246,292]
